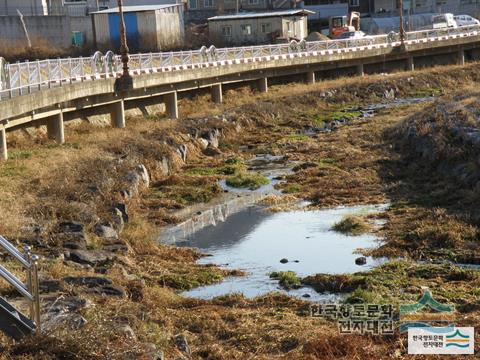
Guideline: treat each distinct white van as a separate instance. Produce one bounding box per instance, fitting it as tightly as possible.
[432,13,458,29]
[454,15,480,27]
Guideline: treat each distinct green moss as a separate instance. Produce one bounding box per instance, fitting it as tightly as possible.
[282,184,302,194]
[313,109,362,127]
[226,172,269,190]
[282,134,310,142]
[225,156,243,165]
[8,150,36,160]
[162,269,224,290]
[331,215,371,236]
[409,87,443,98]
[151,183,222,205]
[185,167,220,176]
[269,271,301,290]
[345,288,378,304]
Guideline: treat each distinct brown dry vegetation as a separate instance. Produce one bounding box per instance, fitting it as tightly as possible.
[0,63,479,358]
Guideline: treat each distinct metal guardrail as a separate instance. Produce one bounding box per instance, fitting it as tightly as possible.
[0,25,479,101]
[0,236,41,333]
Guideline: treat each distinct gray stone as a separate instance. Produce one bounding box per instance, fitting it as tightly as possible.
[136,164,150,188]
[93,222,118,240]
[115,324,137,340]
[158,156,170,176]
[112,208,125,234]
[58,222,83,233]
[355,257,367,265]
[177,144,188,162]
[64,276,113,288]
[114,203,129,223]
[144,343,164,360]
[63,260,93,271]
[66,249,115,266]
[174,334,191,355]
[39,279,63,294]
[280,258,289,264]
[198,138,209,150]
[57,231,88,250]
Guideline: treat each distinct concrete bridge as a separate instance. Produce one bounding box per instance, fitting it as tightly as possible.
[1,25,480,160]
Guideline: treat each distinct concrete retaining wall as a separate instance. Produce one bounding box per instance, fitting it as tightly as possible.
[0,15,93,48]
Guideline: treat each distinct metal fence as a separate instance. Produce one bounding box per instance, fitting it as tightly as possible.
[0,24,479,101]
[0,236,41,333]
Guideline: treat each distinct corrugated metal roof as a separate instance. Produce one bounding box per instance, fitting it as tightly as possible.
[208,9,315,21]
[91,4,181,14]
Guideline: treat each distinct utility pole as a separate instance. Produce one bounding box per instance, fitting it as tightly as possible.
[399,0,405,45]
[114,0,133,92]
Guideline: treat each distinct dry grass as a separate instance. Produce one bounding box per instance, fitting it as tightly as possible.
[1,63,480,358]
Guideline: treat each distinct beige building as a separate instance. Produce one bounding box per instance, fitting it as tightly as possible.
[208,9,313,46]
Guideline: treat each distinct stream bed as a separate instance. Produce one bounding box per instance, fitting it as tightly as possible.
[180,204,388,301]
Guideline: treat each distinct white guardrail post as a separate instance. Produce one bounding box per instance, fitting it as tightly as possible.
[0,25,478,101]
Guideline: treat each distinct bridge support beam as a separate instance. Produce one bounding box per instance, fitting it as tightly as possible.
[165,92,178,119]
[257,77,268,93]
[407,56,415,71]
[111,101,126,128]
[211,84,223,104]
[47,113,65,144]
[356,63,364,77]
[306,71,316,84]
[0,127,6,161]
[458,48,465,65]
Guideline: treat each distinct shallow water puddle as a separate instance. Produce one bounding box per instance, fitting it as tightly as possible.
[181,204,388,301]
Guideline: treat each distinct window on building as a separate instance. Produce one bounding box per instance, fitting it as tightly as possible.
[241,24,252,35]
[261,23,271,34]
[204,0,214,7]
[248,0,259,4]
[189,0,198,9]
[221,25,232,37]
[349,0,359,6]
[286,21,292,33]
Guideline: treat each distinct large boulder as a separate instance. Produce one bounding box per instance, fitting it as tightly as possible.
[65,249,115,267]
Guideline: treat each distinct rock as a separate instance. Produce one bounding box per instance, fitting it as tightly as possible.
[114,203,129,224]
[102,241,129,253]
[198,138,209,150]
[41,296,91,331]
[39,279,63,294]
[58,222,83,233]
[280,258,289,264]
[144,343,164,360]
[302,294,311,298]
[177,144,188,162]
[70,315,88,330]
[158,156,170,176]
[63,276,125,297]
[93,222,118,240]
[136,164,150,188]
[63,260,93,271]
[115,324,137,340]
[202,129,220,148]
[64,276,113,287]
[56,222,88,250]
[384,89,395,100]
[66,249,115,266]
[86,284,125,297]
[174,334,191,355]
[125,171,141,193]
[355,256,367,266]
[203,145,222,156]
[112,208,125,234]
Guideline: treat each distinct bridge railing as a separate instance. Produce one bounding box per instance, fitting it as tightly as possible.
[1,24,479,101]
